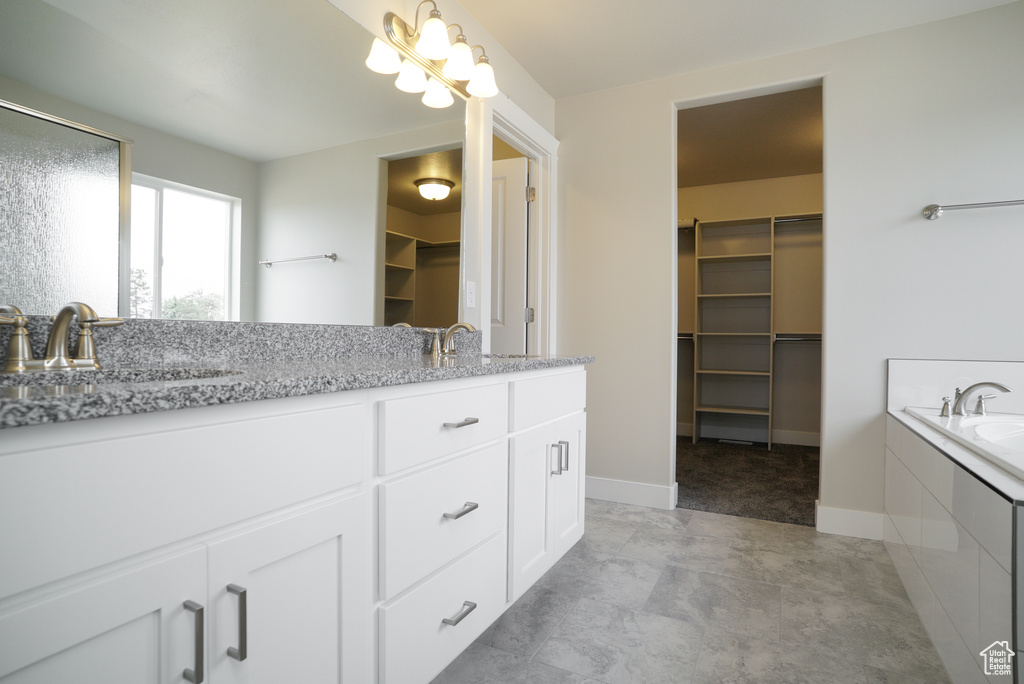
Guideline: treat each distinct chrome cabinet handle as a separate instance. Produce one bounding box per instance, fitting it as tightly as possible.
[551,443,563,475]
[443,417,479,429]
[183,600,205,683]
[443,501,479,520]
[227,584,248,661]
[559,440,570,473]
[441,600,478,626]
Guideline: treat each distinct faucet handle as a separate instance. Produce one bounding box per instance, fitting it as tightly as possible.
[71,318,123,370]
[940,397,952,417]
[423,328,443,357]
[975,394,998,416]
[0,314,35,373]
[91,317,124,328]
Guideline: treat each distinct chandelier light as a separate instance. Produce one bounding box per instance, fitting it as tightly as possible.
[416,178,454,201]
[365,1,499,107]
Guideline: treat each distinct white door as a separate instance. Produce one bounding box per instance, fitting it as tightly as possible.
[490,158,529,355]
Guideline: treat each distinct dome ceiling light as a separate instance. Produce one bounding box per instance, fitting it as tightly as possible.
[415,178,454,201]
[364,1,499,107]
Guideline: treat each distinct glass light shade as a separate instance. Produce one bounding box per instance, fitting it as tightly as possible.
[466,59,498,98]
[395,59,428,93]
[422,78,454,108]
[416,15,451,60]
[441,39,475,81]
[416,178,453,201]
[365,38,401,74]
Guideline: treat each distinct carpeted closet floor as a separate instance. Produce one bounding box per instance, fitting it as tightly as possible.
[676,438,819,526]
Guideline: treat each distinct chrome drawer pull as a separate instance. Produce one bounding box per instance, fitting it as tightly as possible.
[551,443,563,475]
[443,501,479,520]
[183,600,205,683]
[443,417,479,429]
[559,440,570,473]
[441,600,478,626]
[227,584,248,661]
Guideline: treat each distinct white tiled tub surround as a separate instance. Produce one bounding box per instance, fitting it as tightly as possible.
[886,359,1024,683]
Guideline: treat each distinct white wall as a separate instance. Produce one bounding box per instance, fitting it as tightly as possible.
[557,2,1024,533]
[257,120,464,325]
[0,76,261,320]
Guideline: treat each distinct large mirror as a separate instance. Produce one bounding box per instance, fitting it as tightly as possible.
[0,0,466,325]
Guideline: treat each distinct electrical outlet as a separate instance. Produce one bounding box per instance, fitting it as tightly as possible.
[466,281,476,308]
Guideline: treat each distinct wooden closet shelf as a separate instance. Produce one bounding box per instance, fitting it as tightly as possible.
[695,404,770,416]
[696,369,770,377]
[384,295,415,302]
[385,262,415,271]
[697,292,771,299]
[696,252,771,263]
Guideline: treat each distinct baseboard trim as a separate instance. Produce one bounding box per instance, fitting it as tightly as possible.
[586,476,678,511]
[815,501,883,539]
[676,425,820,447]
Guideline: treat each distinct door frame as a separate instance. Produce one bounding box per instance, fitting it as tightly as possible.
[464,97,559,355]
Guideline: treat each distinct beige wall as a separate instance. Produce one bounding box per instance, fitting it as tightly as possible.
[558,2,1024,531]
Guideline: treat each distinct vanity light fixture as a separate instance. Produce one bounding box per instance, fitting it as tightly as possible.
[365,1,499,107]
[416,178,454,201]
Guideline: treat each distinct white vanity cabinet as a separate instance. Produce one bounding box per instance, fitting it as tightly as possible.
[0,393,373,684]
[508,369,587,601]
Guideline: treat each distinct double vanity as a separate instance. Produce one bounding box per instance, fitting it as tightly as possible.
[0,318,592,683]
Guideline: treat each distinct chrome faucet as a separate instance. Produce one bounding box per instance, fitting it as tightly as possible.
[441,322,476,355]
[952,381,1012,416]
[0,302,122,373]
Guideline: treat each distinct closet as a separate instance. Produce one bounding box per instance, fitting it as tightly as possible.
[678,213,822,447]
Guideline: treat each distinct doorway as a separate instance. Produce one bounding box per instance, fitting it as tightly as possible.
[491,135,531,355]
[674,85,823,526]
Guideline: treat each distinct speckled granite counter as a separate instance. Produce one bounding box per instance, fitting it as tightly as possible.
[0,318,592,428]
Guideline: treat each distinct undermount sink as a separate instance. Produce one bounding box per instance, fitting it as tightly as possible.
[0,368,242,387]
[481,354,538,359]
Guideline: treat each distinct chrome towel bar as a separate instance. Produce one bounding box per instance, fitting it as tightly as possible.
[923,199,1024,220]
[260,253,337,268]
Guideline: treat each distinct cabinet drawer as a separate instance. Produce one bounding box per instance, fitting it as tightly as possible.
[0,399,367,600]
[379,442,507,599]
[510,368,586,432]
[378,382,507,474]
[379,534,506,684]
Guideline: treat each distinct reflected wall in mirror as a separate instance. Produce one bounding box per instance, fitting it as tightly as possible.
[0,0,466,325]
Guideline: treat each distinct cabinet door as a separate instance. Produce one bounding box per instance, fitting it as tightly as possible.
[508,412,587,601]
[207,494,370,684]
[0,547,206,684]
[550,412,586,559]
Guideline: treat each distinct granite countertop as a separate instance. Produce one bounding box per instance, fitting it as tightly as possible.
[0,353,594,429]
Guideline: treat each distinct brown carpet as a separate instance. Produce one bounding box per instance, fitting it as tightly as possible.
[676,438,819,527]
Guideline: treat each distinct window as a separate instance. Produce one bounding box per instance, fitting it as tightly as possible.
[129,175,239,320]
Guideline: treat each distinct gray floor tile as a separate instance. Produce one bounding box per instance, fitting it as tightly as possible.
[475,584,579,658]
[644,564,782,641]
[432,642,602,684]
[587,501,694,530]
[618,526,733,574]
[537,543,663,611]
[691,629,870,684]
[720,540,847,596]
[864,663,953,684]
[684,510,789,545]
[534,597,703,684]
[577,515,638,554]
[780,525,895,565]
[838,554,914,611]
[781,586,950,681]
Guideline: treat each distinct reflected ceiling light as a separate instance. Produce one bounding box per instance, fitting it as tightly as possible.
[422,77,454,108]
[365,37,401,74]
[416,178,454,201]
[365,1,499,106]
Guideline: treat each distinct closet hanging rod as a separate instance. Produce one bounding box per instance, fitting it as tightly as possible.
[774,214,822,224]
[923,199,1024,220]
[260,253,337,268]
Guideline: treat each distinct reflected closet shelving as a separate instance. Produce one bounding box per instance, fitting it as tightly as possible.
[383,229,460,326]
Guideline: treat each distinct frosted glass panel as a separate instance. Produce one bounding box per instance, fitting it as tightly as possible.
[0,105,120,316]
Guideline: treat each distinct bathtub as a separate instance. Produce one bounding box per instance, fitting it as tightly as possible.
[906,406,1024,481]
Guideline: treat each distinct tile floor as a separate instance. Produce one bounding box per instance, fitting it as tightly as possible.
[432,499,951,684]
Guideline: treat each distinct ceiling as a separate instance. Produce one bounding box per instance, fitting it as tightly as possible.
[677,86,822,188]
[0,0,463,162]
[459,0,1016,98]
[388,148,463,215]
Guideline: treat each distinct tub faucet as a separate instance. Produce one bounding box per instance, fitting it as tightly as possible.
[953,381,1012,416]
[442,322,476,355]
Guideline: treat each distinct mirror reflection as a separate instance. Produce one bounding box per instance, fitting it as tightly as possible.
[0,0,466,325]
